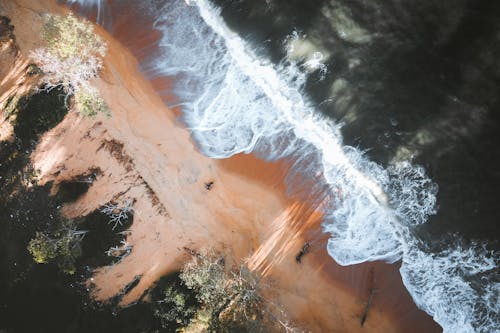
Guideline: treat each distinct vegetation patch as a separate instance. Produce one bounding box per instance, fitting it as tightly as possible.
[153,276,198,328]
[41,13,105,61]
[27,220,87,275]
[75,88,109,117]
[30,13,108,117]
[179,250,265,332]
[2,95,20,122]
[149,249,299,332]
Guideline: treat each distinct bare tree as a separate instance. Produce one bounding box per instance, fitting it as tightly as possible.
[100,199,134,230]
[105,239,132,263]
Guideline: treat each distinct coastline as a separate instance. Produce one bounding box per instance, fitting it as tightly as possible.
[2,0,441,331]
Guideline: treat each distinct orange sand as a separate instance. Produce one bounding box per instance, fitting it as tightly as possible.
[2,1,441,332]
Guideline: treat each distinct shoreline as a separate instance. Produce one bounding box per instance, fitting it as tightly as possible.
[3,0,441,331]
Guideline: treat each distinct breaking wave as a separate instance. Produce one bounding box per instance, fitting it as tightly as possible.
[402,242,499,333]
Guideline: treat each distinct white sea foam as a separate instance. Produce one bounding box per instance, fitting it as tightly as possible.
[72,0,499,332]
[401,242,499,333]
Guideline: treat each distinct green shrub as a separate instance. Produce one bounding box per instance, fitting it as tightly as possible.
[180,308,212,333]
[75,88,108,118]
[42,13,105,61]
[27,232,59,264]
[2,95,20,120]
[27,220,86,274]
[154,282,197,327]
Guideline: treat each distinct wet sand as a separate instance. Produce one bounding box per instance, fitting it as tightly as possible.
[3,0,441,331]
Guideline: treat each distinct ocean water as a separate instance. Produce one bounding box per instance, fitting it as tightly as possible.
[67,0,500,332]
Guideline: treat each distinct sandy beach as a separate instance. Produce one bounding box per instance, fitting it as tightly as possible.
[2,0,441,331]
